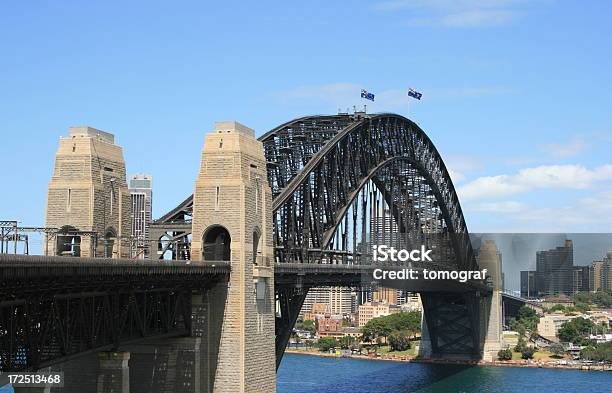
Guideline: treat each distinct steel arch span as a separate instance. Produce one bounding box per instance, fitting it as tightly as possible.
[261,113,476,271]
[154,113,492,363]
[156,113,477,269]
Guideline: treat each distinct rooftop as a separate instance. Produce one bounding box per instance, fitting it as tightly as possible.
[68,126,114,143]
[214,121,254,137]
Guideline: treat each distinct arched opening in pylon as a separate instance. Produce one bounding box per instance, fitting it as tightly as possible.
[56,225,81,257]
[202,225,231,262]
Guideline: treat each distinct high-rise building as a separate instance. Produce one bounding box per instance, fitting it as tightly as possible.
[358,302,400,327]
[590,260,605,292]
[531,240,591,296]
[401,292,422,312]
[129,174,153,259]
[520,270,537,298]
[601,252,612,291]
[300,287,352,318]
[572,266,590,293]
[371,287,416,306]
[370,207,399,246]
[537,240,573,273]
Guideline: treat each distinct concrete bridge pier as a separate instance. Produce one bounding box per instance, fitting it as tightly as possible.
[478,240,503,361]
[418,317,433,358]
[191,121,276,392]
[46,351,129,393]
[127,338,202,393]
[124,288,226,393]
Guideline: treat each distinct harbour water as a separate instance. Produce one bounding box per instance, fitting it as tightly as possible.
[2,353,610,392]
[277,354,612,393]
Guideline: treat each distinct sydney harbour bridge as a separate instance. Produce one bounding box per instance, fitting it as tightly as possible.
[0,112,504,392]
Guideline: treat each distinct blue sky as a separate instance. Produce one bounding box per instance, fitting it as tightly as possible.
[1,0,611,250]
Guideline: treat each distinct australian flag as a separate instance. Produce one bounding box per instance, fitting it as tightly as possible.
[408,88,422,100]
[361,89,375,101]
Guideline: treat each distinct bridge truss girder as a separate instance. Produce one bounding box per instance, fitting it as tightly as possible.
[0,255,229,372]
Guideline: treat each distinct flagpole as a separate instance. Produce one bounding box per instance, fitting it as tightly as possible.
[407,92,410,118]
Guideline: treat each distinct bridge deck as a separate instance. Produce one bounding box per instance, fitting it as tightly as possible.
[0,254,230,279]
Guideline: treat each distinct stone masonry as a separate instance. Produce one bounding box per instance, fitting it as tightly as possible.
[191,121,276,392]
[45,127,130,258]
[478,240,503,361]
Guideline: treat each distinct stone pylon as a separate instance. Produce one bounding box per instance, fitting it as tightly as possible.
[191,121,276,393]
[478,240,503,361]
[45,127,130,258]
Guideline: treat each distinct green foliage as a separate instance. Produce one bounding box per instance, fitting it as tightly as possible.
[295,319,316,335]
[516,306,540,332]
[362,311,421,342]
[303,319,316,335]
[514,337,527,353]
[497,348,513,361]
[574,302,590,313]
[317,337,337,352]
[338,335,357,349]
[549,342,565,357]
[388,330,412,351]
[580,341,612,361]
[572,291,612,308]
[521,347,537,360]
[509,318,526,336]
[558,317,595,343]
[549,304,566,313]
[596,322,608,334]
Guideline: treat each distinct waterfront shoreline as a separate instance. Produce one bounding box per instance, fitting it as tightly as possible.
[285,349,612,371]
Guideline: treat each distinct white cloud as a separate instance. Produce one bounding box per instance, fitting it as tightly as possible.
[469,200,527,213]
[540,137,587,159]
[448,169,466,183]
[458,164,612,200]
[374,0,538,28]
[465,199,612,232]
[445,155,483,173]
[582,191,612,212]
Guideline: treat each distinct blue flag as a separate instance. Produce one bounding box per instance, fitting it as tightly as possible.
[361,89,375,101]
[408,88,422,100]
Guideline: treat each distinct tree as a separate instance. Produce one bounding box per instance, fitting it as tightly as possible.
[579,341,612,361]
[338,335,356,349]
[574,302,590,313]
[317,337,337,352]
[549,304,566,313]
[572,290,612,308]
[558,317,595,343]
[596,322,608,334]
[549,342,565,358]
[361,311,422,342]
[514,337,527,353]
[497,348,512,361]
[521,347,536,360]
[299,319,316,336]
[517,306,540,332]
[388,330,412,351]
